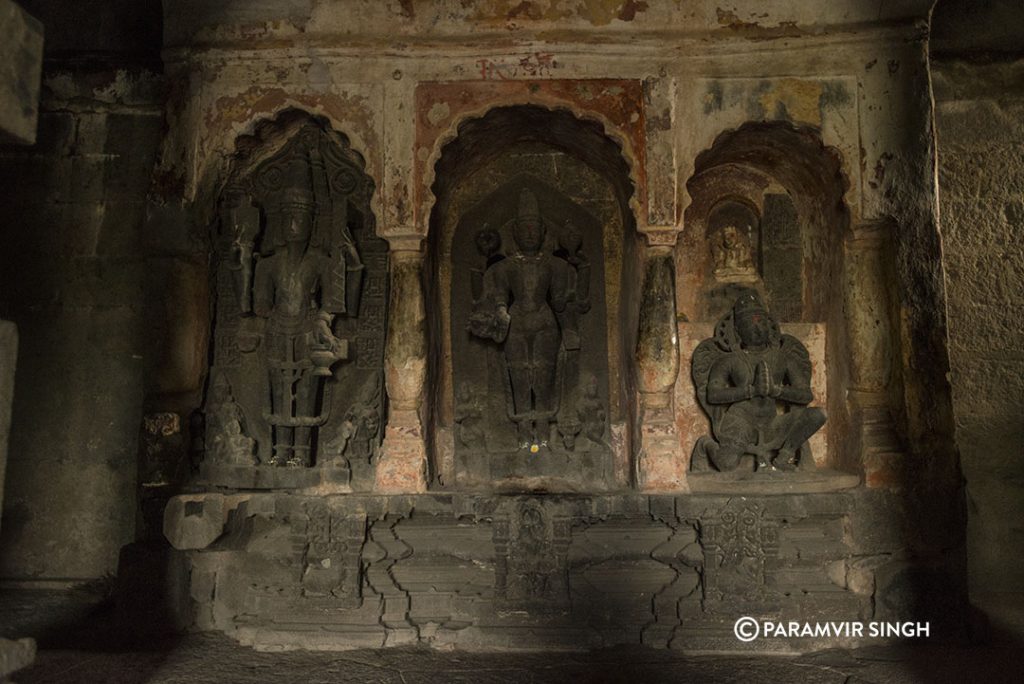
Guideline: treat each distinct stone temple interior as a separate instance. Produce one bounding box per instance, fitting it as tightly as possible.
[0,1,1022,681]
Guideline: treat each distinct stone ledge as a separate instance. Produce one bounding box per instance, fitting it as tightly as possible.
[689,468,860,495]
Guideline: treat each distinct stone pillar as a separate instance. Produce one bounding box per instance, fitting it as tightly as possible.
[844,219,903,487]
[376,242,429,493]
[635,233,685,491]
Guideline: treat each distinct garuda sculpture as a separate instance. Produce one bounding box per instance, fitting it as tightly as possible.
[691,292,826,472]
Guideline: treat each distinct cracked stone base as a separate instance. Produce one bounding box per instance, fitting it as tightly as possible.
[164,486,956,653]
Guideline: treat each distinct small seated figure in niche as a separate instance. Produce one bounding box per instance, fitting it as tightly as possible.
[691,293,826,472]
[712,225,757,282]
[454,383,485,448]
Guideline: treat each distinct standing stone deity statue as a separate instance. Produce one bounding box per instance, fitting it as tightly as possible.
[691,292,826,472]
[247,145,364,467]
[468,188,586,449]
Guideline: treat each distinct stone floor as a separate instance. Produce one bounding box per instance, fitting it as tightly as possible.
[2,587,1022,683]
[4,635,1021,684]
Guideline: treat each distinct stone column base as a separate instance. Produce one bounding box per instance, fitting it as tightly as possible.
[636,394,688,492]
[376,411,427,493]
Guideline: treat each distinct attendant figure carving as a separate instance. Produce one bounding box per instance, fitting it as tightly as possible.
[205,375,256,466]
[691,293,826,472]
[455,383,485,448]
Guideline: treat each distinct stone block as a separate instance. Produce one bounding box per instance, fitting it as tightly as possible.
[0,637,35,679]
[0,0,43,145]
[164,494,227,550]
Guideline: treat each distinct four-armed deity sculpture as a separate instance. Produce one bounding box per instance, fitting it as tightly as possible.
[691,292,826,472]
[249,146,362,466]
[205,121,385,477]
[467,188,591,450]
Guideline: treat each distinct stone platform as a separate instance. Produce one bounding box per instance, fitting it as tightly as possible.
[162,480,942,654]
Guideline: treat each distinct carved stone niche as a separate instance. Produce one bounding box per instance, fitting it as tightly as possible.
[430,106,640,493]
[452,176,615,490]
[677,122,861,483]
[200,113,388,492]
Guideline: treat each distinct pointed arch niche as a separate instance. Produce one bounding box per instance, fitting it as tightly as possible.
[427,105,643,492]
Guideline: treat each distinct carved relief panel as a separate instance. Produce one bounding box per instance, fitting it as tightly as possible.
[202,117,388,491]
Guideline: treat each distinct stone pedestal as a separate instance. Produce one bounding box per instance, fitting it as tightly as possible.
[0,638,35,681]
[377,248,428,493]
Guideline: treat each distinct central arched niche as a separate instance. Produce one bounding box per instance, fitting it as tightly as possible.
[427,105,640,492]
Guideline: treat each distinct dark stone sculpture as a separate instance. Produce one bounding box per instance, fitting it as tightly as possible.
[205,374,256,466]
[691,292,826,472]
[203,118,388,487]
[250,143,361,466]
[468,188,589,450]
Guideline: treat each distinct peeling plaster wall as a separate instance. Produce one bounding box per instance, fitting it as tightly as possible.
[933,58,1024,612]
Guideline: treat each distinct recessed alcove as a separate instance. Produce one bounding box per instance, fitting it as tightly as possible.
[426,105,642,492]
[676,121,856,474]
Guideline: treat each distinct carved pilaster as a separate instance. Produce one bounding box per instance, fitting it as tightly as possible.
[377,244,428,493]
[635,242,685,491]
[844,220,904,486]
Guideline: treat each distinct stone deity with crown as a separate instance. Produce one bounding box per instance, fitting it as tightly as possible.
[468,188,587,450]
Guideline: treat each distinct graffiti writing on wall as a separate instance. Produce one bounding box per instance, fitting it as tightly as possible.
[477,53,558,80]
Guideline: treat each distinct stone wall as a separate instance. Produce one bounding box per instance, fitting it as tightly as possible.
[933,58,1024,627]
[0,65,164,580]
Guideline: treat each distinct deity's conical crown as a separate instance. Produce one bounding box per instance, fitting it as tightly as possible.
[517,187,540,222]
[733,291,767,317]
[273,142,316,209]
